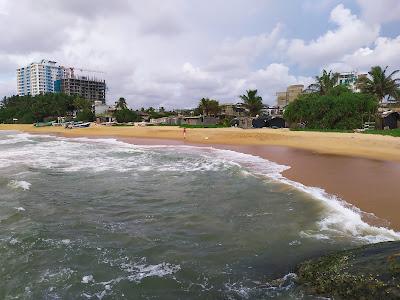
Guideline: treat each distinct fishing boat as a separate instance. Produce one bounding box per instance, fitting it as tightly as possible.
[34,122,53,127]
[65,122,91,129]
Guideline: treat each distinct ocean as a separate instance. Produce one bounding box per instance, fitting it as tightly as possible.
[0,131,398,299]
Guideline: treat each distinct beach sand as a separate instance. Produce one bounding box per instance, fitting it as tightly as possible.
[2,124,400,230]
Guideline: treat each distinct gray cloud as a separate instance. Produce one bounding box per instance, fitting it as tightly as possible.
[0,1,399,109]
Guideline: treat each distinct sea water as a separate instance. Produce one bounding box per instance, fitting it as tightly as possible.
[0,131,398,299]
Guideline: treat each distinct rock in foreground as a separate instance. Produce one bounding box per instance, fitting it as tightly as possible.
[297,241,400,299]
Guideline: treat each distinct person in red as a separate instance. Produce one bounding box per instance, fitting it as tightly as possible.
[183,127,187,140]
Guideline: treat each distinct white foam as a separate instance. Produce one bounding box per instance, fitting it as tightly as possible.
[14,207,26,212]
[8,180,31,191]
[81,275,94,284]
[2,132,399,243]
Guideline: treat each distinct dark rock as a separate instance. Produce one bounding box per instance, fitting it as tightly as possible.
[296,241,400,299]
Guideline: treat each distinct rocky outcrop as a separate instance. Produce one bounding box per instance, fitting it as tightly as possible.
[297,241,400,299]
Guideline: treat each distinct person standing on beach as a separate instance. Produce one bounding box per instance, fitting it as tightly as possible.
[183,127,187,140]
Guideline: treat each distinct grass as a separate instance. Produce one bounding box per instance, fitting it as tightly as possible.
[291,127,400,137]
[363,128,400,137]
[290,128,353,133]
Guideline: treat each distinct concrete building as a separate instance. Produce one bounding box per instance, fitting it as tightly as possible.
[337,71,367,92]
[17,60,106,103]
[17,60,65,96]
[220,103,247,117]
[55,76,106,104]
[276,85,304,108]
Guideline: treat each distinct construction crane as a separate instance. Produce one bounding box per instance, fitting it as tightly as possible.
[63,66,105,74]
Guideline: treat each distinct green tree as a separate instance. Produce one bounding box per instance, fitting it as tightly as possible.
[283,86,377,130]
[357,66,400,102]
[115,97,128,110]
[114,109,139,123]
[239,90,263,117]
[198,98,220,116]
[76,109,95,122]
[308,70,340,95]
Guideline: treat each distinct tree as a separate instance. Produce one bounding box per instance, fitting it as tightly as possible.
[76,109,95,122]
[308,70,340,95]
[239,90,263,117]
[114,109,139,123]
[198,98,220,116]
[357,66,400,102]
[115,97,128,110]
[283,86,377,130]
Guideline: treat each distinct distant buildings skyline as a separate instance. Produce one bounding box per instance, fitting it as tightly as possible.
[16,59,106,103]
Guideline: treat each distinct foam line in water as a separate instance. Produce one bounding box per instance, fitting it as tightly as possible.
[2,132,399,243]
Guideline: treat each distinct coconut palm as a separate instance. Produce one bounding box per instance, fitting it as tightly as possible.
[115,97,128,110]
[198,98,220,116]
[357,66,400,102]
[308,70,340,95]
[239,89,263,117]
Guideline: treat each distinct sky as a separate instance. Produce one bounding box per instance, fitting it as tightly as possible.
[0,0,400,109]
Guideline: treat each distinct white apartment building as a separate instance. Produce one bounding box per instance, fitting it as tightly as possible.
[16,60,65,96]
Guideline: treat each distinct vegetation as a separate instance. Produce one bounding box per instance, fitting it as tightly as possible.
[357,66,400,102]
[197,98,220,116]
[308,69,340,95]
[114,97,128,110]
[363,128,400,137]
[284,86,377,130]
[113,108,140,123]
[297,241,400,299]
[0,93,91,124]
[239,89,263,117]
[76,109,95,122]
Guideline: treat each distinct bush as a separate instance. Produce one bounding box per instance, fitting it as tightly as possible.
[76,109,95,122]
[114,109,140,123]
[284,87,377,130]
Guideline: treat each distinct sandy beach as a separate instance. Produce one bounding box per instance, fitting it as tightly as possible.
[2,124,400,230]
[1,124,400,162]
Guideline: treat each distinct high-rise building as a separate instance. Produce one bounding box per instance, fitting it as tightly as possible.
[17,60,106,103]
[55,76,106,104]
[16,60,64,96]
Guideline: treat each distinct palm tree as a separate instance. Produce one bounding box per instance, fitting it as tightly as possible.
[239,89,263,117]
[308,70,339,95]
[199,98,210,116]
[115,97,128,110]
[357,66,400,102]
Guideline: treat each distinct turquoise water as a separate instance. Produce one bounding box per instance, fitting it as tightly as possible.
[0,132,398,299]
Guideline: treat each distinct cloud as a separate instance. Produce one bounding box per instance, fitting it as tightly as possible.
[357,0,400,24]
[326,35,400,72]
[0,1,399,109]
[286,4,379,67]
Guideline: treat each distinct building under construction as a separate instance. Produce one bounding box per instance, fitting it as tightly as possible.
[55,76,106,104]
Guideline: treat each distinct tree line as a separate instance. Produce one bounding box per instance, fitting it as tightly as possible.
[284,65,400,130]
[0,94,95,124]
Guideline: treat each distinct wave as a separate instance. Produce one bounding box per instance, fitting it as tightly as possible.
[2,132,400,243]
[8,180,31,191]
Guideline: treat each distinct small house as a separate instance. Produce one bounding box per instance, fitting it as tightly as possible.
[377,111,400,129]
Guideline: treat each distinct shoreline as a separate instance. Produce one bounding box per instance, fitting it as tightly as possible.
[1,124,400,162]
[2,124,400,231]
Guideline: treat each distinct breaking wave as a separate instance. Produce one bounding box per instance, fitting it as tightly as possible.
[1,132,399,245]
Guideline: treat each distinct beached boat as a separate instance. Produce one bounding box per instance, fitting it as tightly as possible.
[34,122,53,127]
[65,122,91,129]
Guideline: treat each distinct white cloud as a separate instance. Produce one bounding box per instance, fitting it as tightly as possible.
[0,1,399,109]
[329,36,400,72]
[287,4,379,67]
[357,0,400,24]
